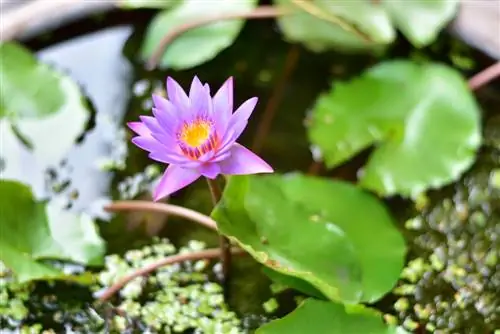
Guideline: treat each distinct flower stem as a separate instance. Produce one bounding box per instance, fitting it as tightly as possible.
[104,200,218,231]
[205,178,232,284]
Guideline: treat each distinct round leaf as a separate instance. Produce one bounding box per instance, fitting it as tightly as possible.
[274,0,395,52]
[256,299,408,334]
[212,174,406,303]
[0,42,65,119]
[140,0,257,70]
[307,60,481,197]
[383,0,460,47]
[274,174,406,302]
[0,180,105,283]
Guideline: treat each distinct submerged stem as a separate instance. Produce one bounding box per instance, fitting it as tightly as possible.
[252,45,301,153]
[96,248,244,303]
[205,178,232,284]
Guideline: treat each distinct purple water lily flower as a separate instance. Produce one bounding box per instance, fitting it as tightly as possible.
[128,76,274,201]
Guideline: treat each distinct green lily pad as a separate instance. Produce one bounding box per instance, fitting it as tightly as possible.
[0,180,105,283]
[274,0,459,52]
[256,299,408,334]
[140,0,257,70]
[274,0,395,52]
[0,42,65,120]
[383,0,460,47]
[307,60,481,197]
[212,174,405,303]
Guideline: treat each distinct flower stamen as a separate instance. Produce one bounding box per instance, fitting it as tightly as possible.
[177,117,219,159]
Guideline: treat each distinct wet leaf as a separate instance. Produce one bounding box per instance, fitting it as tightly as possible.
[308,60,481,197]
[256,299,408,334]
[0,42,65,120]
[117,0,180,9]
[274,0,395,52]
[383,0,460,47]
[212,174,405,303]
[0,180,105,283]
[140,0,257,69]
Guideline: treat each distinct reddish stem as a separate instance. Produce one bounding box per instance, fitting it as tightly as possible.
[468,61,500,91]
[97,248,244,302]
[252,45,301,153]
[104,201,218,231]
[146,5,290,70]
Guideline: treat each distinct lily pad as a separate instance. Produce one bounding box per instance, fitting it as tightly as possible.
[256,299,407,334]
[0,42,65,120]
[140,0,257,69]
[274,0,395,52]
[383,0,460,47]
[307,60,481,197]
[274,0,459,52]
[212,174,405,303]
[0,180,105,283]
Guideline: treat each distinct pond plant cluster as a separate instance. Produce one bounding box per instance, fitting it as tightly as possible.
[0,0,499,333]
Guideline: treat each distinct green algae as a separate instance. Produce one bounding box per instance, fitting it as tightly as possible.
[390,117,500,333]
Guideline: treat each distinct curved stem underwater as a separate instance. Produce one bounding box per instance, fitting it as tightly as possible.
[146,5,291,70]
[104,201,218,231]
[96,248,244,303]
[205,178,232,285]
[252,45,301,153]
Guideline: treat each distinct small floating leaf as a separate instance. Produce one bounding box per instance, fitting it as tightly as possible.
[0,180,105,283]
[307,60,481,197]
[256,299,408,333]
[212,174,405,303]
[383,0,460,47]
[140,0,257,69]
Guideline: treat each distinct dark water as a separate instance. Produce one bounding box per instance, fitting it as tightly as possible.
[2,7,498,333]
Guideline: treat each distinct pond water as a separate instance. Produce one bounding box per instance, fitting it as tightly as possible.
[1,7,499,334]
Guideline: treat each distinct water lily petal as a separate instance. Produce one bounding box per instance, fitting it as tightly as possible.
[166,77,190,112]
[219,143,273,175]
[154,165,201,201]
[139,115,163,134]
[152,104,178,135]
[150,128,177,147]
[199,163,221,179]
[220,97,258,146]
[128,122,151,137]
[149,151,186,165]
[229,97,258,128]
[131,136,164,153]
[213,77,233,136]
[189,76,211,118]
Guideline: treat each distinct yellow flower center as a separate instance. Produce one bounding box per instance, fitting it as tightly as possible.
[179,119,212,148]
